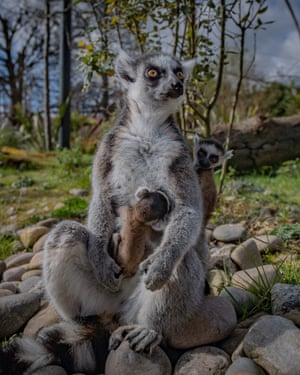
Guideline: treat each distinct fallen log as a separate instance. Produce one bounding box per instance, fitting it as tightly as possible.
[211,114,300,171]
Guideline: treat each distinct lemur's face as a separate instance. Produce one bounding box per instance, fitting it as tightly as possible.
[194,142,224,171]
[193,135,234,171]
[115,50,195,111]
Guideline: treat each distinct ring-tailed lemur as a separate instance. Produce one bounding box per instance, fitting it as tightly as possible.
[0,50,210,375]
[193,134,233,225]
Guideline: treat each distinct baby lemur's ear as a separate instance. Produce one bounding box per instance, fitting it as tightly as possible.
[181,58,197,78]
[193,133,200,146]
[224,149,234,160]
[115,49,136,88]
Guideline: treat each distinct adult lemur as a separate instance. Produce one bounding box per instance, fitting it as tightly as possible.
[193,135,233,226]
[0,51,211,374]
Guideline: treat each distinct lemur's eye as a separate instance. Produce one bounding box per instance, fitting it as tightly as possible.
[147,69,159,78]
[198,148,207,158]
[176,71,184,80]
[209,155,219,163]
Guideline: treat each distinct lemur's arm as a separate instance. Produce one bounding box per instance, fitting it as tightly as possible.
[140,155,202,291]
[87,133,122,292]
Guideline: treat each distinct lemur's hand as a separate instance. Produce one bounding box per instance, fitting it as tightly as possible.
[140,251,173,291]
[88,233,123,292]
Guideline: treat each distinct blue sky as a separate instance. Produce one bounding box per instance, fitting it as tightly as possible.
[253,0,300,82]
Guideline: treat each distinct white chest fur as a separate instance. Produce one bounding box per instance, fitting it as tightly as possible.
[111,120,182,205]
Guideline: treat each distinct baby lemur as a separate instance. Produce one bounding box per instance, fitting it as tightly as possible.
[113,187,170,277]
[193,134,233,226]
[0,50,210,375]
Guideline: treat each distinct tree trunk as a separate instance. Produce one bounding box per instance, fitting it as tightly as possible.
[44,0,52,151]
[211,114,300,171]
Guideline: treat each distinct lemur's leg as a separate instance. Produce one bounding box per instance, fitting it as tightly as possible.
[44,220,120,321]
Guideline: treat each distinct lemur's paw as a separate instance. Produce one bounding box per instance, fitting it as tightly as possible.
[99,256,123,293]
[88,237,123,292]
[140,254,172,291]
[109,325,162,354]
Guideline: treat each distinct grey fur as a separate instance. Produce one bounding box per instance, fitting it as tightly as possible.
[10,50,210,374]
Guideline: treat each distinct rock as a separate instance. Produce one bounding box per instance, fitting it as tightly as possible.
[105,340,172,375]
[28,252,43,270]
[5,252,34,269]
[0,260,6,279]
[207,269,230,296]
[0,223,18,234]
[21,270,42,281]
[33,233,48,253]
[24,303,60,337]
[2,265,28,281]
[174,346,230,375]
[210,245,238,275]
[220,286,258,318]
[225,357,267,375]
[35,218,59,228]
[252,235,283,253]
[18,226,49,248]
[216,327,248,356]
[168,296,237,349]
[0,292,41,337]
[243,315,300,375]
[69,188,89,197]
[213,224,247,243]
[231,239,263,270]
[231,265,280,290]
[31,365,67,375]
[271,283,300,326]
[0,289,14,297]
[18,276,42,293]
[0,281,18,293]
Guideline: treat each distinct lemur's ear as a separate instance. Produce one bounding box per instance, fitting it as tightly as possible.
[224,149,234,160]
[181,59,197,78]
[193,134,200,146]
[115,49,136,88]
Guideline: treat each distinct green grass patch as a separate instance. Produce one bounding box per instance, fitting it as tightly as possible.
[52,197,88,219]
[271,223,300,243]
[0,234,18,260]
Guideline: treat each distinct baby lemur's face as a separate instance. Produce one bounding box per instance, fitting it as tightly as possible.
[115,50,195,112]
[193,134,233,171]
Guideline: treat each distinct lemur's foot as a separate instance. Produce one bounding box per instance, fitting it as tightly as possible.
[109,325,162,354]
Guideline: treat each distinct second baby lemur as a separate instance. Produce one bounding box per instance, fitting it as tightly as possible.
[193,134,233,226]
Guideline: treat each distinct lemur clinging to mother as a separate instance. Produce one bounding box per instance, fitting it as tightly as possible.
[193,134,233,226]
[0,50,236,375]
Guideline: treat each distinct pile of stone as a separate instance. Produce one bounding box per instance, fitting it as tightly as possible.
[0,220,299,375]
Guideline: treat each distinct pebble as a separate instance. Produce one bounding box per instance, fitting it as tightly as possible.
[174,346,230,375]
[231,264,280,290]
[213,224,247,243]
[2,265,28,281]
[18,275,42,293]
[231,239,263,270]
[220,286,258,318]
[243,315,300,375]
[271,283,300,326]
[5,252,34,268]
[105,340,172,375]
[252,235,283,253]
[18,226,50,248]
[31,365,67,375]
[225,357,267,375]
[0,292,41,338]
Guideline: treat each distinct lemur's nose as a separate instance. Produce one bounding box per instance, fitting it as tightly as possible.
[171,82,182,91]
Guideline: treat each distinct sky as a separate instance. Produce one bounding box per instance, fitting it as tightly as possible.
[253,0,300,83]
